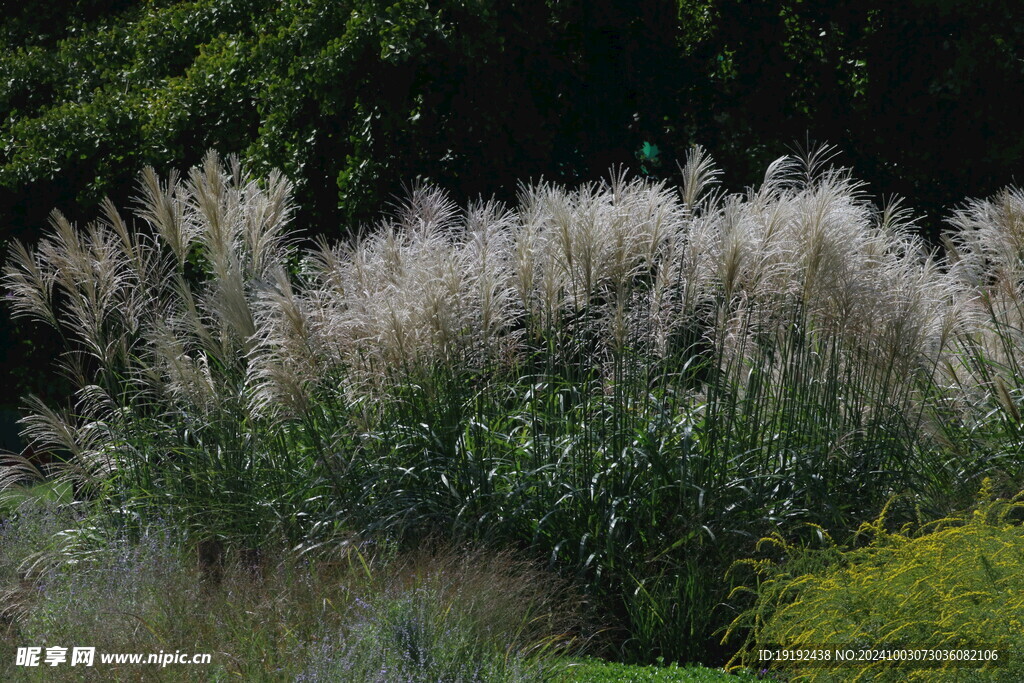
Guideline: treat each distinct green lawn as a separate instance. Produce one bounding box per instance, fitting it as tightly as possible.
[555,658,764,682]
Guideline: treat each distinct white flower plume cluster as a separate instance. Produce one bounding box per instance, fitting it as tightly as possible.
[3,147,1019,480]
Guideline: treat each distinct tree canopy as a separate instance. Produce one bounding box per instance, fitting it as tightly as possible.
[2,1,1019,233]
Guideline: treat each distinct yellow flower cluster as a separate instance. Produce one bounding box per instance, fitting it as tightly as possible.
[727,481,1024,681]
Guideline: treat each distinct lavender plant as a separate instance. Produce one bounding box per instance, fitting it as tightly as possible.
[2,516,575,682]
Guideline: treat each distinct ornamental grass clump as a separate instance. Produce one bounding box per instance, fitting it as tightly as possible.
[940,189,1024,476]
[1,152,322,547]
[3,146,1023,664]
[724,480,1024,681]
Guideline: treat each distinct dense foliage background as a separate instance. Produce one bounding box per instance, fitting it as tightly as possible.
[2,1,1023,452]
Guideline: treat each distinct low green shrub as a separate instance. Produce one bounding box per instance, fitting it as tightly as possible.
[725,480,1024,681]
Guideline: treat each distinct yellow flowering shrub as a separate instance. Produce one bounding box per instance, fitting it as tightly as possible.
[725,481,1024,681]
